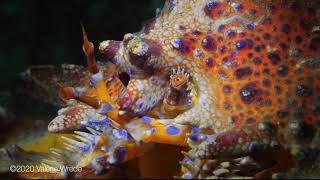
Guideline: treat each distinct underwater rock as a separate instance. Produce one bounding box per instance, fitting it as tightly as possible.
[0,144,48,173]
[14,62,116,109]
[0,91,16,128]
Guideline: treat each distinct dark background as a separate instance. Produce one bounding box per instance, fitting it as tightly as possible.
[0,0,165,91]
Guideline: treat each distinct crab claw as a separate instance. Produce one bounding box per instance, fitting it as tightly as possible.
[45,117,147,177]
[48,102,105,133]
[184,124,296,178]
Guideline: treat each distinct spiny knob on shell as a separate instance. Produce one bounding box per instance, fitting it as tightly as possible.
[99,40,121,62]
[126,36,161,70]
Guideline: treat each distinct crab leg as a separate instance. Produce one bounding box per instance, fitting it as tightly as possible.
[58,86,116,116]
[181,123,296,178]
[125,116,191,147]
[59,86,101,109]
[143,118,191,147]
[46,119,145,176]
[123,68,194,146]
[80,24,121,121]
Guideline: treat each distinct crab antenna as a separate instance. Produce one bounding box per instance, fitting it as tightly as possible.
[81,22,99,74]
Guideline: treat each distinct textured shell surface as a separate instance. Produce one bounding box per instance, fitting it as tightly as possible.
[112,0,320,134]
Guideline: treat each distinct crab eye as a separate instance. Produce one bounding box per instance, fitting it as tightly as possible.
[171,74,187,88]
[170,68,190,89]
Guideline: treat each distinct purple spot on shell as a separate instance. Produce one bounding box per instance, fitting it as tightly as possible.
[236,40,246,49]
[249,8,257,16]
[263,33,271,40]
[224,102,232,109]
[150,76,157,83]
[206,1,218,11]
[168,0,177,11]
[274,86,282,94]
[253,57,262,65]
[218,24,226,32]
[115,147,127,163]
[233,17,241,22]
[246,39,254,49]
[235,67,253,79]
[166,126,180,135]
[202,36,217,51]
[268,52,281,65]
[263,68,270,75]
[220,46,226,53]
[141,116,153,124]
[277,65,289,77]
[262,17,272,25]
[281,24,291,34]
[206,57,214,67]
[129,68,135,76]
[192,29,202,36]
[247,23,254,30]
[226,29,236,37]
[171,38,191,54]
[178,25,186,30]
[223,85,232,93]
[138,103,144,109]
[171,38,183,49]
[230,51,238,58]
[234,3,243,11]
[223,57,232,67]
[262,79,271,87]
[240,84,258,104]
[279,43,287,50]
